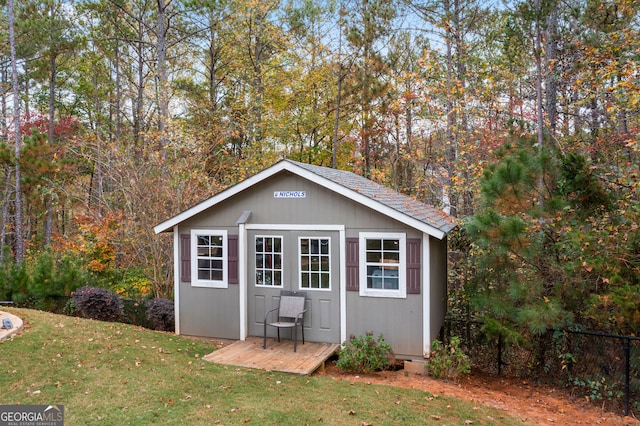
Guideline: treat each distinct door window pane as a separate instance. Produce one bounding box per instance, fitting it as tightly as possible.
[300,238,330,290]
[255,236,283,286]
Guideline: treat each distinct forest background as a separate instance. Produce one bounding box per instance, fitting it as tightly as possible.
[0,0,638,353]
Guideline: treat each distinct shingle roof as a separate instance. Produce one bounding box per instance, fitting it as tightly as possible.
[287,160,457,235]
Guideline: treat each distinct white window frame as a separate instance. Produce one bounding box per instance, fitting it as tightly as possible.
[190,229,228,288]
[359,232,406,299]
[298,236,332,291]
[254,235,284,288]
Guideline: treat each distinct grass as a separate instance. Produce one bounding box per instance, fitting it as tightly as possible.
[0,308,525,425]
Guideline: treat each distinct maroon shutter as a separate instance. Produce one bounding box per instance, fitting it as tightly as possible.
[228,235,239,284]
[346,238,359,291]
[406,238,421,294]
[180,234,191,283]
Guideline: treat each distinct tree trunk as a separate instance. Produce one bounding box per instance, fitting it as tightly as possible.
[332,6,344,169]
[157,0,169,161]
[8,0,24,261]
[534,0,545,150]
[0,169,12,261]
[45,30,58,246]
[444,0,458,217]
[135,20,144,146]
[115,41,122,142]
[362,0,371,179]
[544,6,558,137]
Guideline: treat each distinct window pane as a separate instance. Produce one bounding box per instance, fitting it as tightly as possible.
[320,240,329,255]
[368,267,382,289]
[366,239,381,250]
[366,251,381,263]
[321,259,330,272]
[383,239,399,250]
[384,252,400,263]
[321,274,329,289]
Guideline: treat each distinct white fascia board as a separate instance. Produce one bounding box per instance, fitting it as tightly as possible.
[153,162,292,234]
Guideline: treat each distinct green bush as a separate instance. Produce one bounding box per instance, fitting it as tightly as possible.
[425,336,471,380]
[336,332,393,373]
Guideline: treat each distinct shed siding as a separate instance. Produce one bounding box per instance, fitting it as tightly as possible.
[178,282,240,339]
[346,293,423,358]
[429,236,448,342]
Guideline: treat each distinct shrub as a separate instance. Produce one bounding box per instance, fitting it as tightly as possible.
[145,298,175,332]
[425,336,471,380]
[336,332,393,373]
[72,286,123,322]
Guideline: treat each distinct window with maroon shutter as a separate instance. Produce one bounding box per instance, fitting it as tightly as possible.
[190,229,228,288]
[346,238,359,291]
[228,235,239,284]
[406,238,421,294]
[180,234,191,282]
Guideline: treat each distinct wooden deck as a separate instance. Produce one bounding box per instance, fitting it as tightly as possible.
[203,336,340,375]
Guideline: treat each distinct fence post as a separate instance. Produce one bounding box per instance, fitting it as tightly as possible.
[624,338,630,417]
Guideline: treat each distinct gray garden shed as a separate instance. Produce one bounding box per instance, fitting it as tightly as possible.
[154,159,456,359]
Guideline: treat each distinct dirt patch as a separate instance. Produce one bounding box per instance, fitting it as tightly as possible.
[315,360,639,425]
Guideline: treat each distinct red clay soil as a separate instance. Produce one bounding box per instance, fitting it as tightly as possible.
[316,361,639,425]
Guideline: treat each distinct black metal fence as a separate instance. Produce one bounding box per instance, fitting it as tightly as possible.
[445,319,640,417]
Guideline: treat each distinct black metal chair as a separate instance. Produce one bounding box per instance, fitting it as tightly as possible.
[263,290,307,352]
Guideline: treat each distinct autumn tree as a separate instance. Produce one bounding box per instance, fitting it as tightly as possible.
[343,0,397,179]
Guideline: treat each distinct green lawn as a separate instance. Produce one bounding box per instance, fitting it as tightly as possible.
[0,308,525,425]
